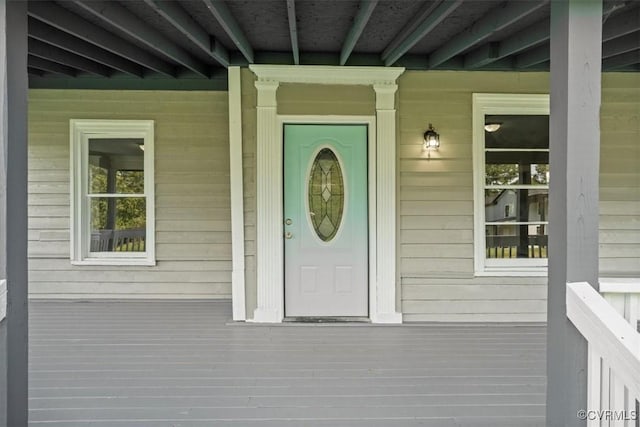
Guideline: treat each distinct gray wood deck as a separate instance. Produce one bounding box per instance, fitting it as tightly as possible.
[29,300,546,426]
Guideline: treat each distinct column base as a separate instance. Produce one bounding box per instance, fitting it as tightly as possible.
[231,270,245,321]
[249,307,282,323]
[372,311,403,324]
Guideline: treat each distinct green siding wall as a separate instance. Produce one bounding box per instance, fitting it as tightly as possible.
[28,90,232,298]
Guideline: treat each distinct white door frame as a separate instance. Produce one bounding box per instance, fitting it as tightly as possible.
[248,65,405,324]
[280,116,375,318]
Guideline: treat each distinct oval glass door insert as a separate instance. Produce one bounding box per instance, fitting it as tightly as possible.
[308,148,344,242]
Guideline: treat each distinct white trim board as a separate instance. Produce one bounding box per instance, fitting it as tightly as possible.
[248,65,405,324]
[0,279,6,322]
[228,67,246,321]
[28,294,229,300]
[249,64,404,85]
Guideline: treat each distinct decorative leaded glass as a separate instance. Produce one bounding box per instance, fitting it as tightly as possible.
[308,148,344,242]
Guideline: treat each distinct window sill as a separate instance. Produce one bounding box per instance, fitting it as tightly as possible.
[475,269,548,277]
[71,259,156,267]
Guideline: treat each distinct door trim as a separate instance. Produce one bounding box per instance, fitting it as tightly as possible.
[248,65,404,324]
[282,119,374,318]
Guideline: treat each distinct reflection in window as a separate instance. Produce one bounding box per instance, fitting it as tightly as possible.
[484,115,549,259]
[88,138,146,252]
[308,148,344,242]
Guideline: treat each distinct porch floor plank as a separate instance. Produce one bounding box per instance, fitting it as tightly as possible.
[29,300,546,426]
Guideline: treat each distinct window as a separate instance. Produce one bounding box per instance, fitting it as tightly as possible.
[472,94,549,276]
[71,120,155,265]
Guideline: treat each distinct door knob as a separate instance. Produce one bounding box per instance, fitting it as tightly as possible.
[285,231,293,239]
[285,218,292,225]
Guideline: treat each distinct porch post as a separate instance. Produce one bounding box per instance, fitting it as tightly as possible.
[373,83,402,324]
[547,1,602,426]
[0,0,29,426]
[253,79,283,323]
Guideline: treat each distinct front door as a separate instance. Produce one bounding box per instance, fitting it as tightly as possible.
[284,124,368,317]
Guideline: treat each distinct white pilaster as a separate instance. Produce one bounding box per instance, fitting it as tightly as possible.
[228,67,246,321]
[253,79,283,323]
[373,83,402,324]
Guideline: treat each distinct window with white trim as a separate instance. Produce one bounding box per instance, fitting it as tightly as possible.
[71,120,155,266]
[472,94,549,276]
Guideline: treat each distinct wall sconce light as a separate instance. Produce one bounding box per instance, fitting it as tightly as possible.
[423,123,440,151]
[484,123,501,132]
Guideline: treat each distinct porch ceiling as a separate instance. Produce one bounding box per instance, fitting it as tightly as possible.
[27,0,638,89]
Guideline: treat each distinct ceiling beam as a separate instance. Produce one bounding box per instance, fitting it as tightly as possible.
[428,0,548,69]
[29,18,144,78]
[340,0,378,65]
[28,38,112,77]
[27,67,46,77]
[29,75,229,91]
[28,2,175,77]
[382,1,443,62]
[142,0,229,67]
[72,1,209,77]
[603,32,640,59]
[286,0,299,65]
[201,0,254,63]
[464,42,500,69]
[603,5,640,42]
[515,5,640,69]
[383,0,463,66]
[515,44,549,69]
[28,55,77,77]
[602,49,640,70]
[464,18,549,69]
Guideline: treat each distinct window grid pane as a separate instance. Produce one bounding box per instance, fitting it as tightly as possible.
[484,114,549,260]
[86,138,147,254]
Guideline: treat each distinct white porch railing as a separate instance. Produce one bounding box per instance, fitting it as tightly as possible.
[600,278,640,331]
[90,228,146,252]
[567,282,640,426]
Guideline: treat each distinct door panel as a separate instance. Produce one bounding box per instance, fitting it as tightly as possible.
[284,124,368,317]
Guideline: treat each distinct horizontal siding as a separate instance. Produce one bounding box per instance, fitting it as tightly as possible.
[397,71,640,321]
[28,89,231,298]
[397,71,550,322]
[277,83,375,116]
[599,75,640,276]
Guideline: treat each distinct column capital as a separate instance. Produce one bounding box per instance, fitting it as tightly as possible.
[373,83,398,110]
[254,80,279,108]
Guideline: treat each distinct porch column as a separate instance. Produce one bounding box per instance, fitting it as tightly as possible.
[547,1,602,426]
[0,0,29,426]
[373,83,402,324]
[253,79,283,323]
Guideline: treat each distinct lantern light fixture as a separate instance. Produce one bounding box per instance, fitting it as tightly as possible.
[423,123,440,150]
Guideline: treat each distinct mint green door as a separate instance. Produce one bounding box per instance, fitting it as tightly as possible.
[284,124,368,317]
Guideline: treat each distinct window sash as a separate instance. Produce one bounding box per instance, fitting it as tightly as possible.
[70,120,155,266]
[472,93,550,276]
